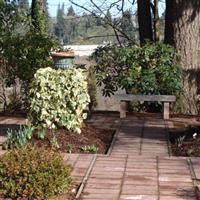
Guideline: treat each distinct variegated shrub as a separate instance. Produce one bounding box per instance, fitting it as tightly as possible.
[29,67,90,133]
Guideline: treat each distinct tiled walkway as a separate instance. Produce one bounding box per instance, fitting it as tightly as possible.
[0,113,200,200]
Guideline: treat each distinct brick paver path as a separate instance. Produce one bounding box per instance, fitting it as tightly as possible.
[0,113,200,200]
[81,114,199,200]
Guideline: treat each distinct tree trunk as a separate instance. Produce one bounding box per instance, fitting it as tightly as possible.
[153,0,160,41]
[164,0,174,45]
[165,0,200,114]
[137,0,153,45]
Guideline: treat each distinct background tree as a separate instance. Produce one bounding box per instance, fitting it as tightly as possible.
[164,0,200,114]
[67,5,75,16]
[120,10,136,42]
[31,0,47,32]
[54,3,66,42]
[137,0,153,45]
[152,0,160,41]
[18,0,29,11]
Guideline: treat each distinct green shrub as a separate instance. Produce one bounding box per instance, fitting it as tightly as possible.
[0,146,72,199]
[2,125,33,150]
[92,42,183,97]
[29,67,90,133]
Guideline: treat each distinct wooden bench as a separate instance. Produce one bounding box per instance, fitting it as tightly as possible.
[115,94,176,119]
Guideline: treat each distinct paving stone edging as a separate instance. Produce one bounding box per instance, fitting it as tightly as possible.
[75,154,97,199]
[106,121,122,156]
[164,120,172,157]
[187,158,200,200]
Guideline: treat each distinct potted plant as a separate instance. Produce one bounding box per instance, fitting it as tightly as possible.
[50,48,75,69]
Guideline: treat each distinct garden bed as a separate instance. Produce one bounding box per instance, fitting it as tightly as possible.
[169,125,200,157]
[30,124,114,154]
[0,123,115,154]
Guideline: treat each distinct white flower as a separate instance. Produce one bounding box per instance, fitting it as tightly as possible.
[193,133,197,139]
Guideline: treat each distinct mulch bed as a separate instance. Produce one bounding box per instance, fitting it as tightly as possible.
[29,124,114,154]
[169,126,200,157]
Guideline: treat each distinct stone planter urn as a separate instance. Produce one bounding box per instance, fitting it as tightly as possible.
[50,51,75,69]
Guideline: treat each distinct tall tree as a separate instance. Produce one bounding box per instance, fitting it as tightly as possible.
[152,0,160,41]
[18,0,29,11]
[31,0,47,32]
[164,0,174,45]
[120,10,136,41]
[165,0,200,114]
[105,10,112,23]
[137,0,153,45]
[67,5,75,16]
[54,3,66,42]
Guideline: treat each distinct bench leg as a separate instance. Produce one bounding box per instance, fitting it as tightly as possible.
[163,102,170,119]
[120,101,127,118]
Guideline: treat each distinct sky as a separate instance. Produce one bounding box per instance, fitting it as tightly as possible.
[28,0,165,17]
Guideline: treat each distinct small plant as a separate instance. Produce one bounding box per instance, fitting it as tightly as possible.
[0,146,72,199]
[175,135,186,147]
[80,144,98,153]
[66,143,73,153]
[3,125,33,149]
[186,148,194,156]
[51,133,60,149]
[37,128,46,139]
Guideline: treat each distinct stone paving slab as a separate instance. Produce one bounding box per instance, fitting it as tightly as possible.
[81,156,198,200]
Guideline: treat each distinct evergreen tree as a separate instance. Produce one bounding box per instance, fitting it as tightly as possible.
[105,10,112,23]
[54,3,66,42]
[120,10,136,42]
[120,10,135,39]
[96,17,102,26]
[67,5,75,16]
[18,0,29,11]
[31,0,47,32]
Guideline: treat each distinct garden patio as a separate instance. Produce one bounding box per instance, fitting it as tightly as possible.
[1,113,200,200]
[1,0,200,199]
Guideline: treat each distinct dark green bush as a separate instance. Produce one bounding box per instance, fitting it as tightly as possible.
[92,42,183,97]
[0,146,72,199]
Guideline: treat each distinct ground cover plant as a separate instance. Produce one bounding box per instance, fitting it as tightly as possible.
[170,125,200,157]
[0,146,73,199]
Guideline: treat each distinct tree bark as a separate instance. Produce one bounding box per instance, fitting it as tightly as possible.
[153,0,160,41]
[165,0,200,114]
[137,0,153,45]
[164,0,174,45]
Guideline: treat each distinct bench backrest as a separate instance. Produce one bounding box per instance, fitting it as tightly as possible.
[115,94,176,102]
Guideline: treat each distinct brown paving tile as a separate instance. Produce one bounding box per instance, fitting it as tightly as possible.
[120,195,157,200]
[160,196,197,200]
[81,193,119,199]
[85,182,121,189]
[121,185,158,195]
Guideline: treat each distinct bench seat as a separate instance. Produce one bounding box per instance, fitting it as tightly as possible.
[115,94,176,119]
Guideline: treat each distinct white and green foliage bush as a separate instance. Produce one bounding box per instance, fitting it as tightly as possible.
[29,67,90,133]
